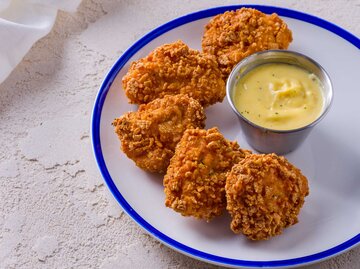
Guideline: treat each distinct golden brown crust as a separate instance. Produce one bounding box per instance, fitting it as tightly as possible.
[112,94,206,173]
[225,153,309,240]
[164,127,251,221]
[202,8,293,78]
[122,40,225,107]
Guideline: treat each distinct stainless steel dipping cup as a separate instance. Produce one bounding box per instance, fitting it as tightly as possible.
[226,50,333,155]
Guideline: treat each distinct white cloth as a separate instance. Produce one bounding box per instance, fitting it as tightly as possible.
[0,0,82,84]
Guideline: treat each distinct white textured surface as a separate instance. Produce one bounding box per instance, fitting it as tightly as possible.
[0,0,359,268]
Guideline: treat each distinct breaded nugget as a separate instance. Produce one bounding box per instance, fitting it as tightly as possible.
[164,127,250,221]
[122,40,225,107]
[226,153,309,240]
[202,8,293,78]
[112,94,206,173]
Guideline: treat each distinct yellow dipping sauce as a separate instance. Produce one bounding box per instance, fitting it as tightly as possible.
[233,63,324,130]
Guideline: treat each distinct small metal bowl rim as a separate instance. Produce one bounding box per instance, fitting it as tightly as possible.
[226,50,334,134]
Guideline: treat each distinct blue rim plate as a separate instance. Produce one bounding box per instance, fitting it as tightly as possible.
[91,5,360,268]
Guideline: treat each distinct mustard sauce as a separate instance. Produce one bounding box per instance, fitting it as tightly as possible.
[233,63,324,130]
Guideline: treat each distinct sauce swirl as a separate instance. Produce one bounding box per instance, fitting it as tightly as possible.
[233,63,324,130]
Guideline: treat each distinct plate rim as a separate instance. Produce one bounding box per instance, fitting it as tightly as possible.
[91,4,360,268]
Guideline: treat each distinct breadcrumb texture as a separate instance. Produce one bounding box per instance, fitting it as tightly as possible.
[112,94,206,173]
[164,127,251,221]
[226,153,309,240]
[122,40,225,107]
[202,8,293,78]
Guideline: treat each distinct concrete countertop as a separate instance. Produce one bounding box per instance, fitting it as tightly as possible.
[0,0,359,268]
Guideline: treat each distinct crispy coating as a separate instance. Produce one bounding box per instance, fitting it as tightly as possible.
[112,94,206,173]
[164,127,251,221]
[202,8,293,78]
[122,40,225,107]
[226,153,309,240]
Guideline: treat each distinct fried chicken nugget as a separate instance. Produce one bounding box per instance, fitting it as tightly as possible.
[202,8,293,78]
[226,153,309,240]
[164,127,250,221]
[112,94,206,173]
[122,40,225,107]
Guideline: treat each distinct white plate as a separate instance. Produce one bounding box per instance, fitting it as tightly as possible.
[92,5,360,268]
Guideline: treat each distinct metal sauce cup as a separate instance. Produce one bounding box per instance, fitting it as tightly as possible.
[226,50,333,155]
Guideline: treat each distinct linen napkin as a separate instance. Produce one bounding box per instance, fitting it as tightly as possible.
[0,0,82,84]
